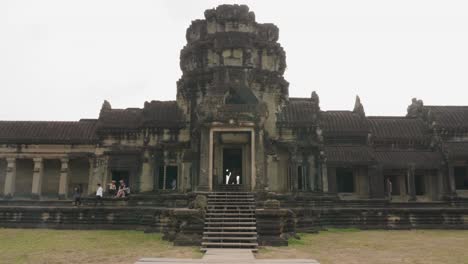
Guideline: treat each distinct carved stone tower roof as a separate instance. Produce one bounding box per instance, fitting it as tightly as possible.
[176,5,289,125]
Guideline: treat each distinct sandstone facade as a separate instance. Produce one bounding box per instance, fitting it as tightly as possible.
[0,5,467,203]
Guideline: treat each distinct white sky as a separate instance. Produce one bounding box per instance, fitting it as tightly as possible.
[1,0,468,121]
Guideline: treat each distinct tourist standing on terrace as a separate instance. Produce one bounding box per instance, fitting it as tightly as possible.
[386,178,393,201]
[95,183,103,206]
[73,186,81,206]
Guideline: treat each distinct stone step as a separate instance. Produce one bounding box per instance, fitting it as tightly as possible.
[203,236,257,241]
[206,221,256,225]
[199,248,259,253]
[203,231,257,236]
[208,193,254,198]
[207,206,255,210]
[201,242,258,247]
[207,202,255,205]
[205,217,256,221]
[202,192,258,250]
[208,198,255,204]
[209,192,253,195]
[205,222,256,226]
[206,213,255,216]
[204,226,256,230]
[207,205,256,212]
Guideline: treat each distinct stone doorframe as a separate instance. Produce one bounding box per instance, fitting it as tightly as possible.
[208,127,256,191]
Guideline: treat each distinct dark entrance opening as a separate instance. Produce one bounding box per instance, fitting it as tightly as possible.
[455,166,468,190]
[336,168,354,193]
[223,148,242,185]
[166,166,178,190]
[112,170,130,186]
[158,166,178,190]
[415,174,425,195]
[386,175,401,195]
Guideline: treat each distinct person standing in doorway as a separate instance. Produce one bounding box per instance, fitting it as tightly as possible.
[225,169,231,185]
[95,183,103,206]
[386,178,393,201]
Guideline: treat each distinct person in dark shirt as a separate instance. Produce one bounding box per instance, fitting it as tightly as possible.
[73,186,81,206]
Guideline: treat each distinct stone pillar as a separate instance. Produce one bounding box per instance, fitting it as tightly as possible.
[440,161,453,198]
[197,127,210,191]
[251,129,256,191]
[180,161,191,192]
[58,157,69,199]
[307,155,315,191]
[368,164,384,199]
[321,161,328,192]
[266,155,277,192]
[288,148,298,191]
[291,161,298,191]
[437,165,446,200]
[254,129,265,191]
[407,163,416,201]
[3,157,16,197]
[88,156,108,195]
[140,150,154,192]
[31,157,44,199]
[447,162,456,196]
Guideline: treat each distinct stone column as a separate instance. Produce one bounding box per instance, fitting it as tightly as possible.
[320,160,328,192]
[180,161,191,192]
[447,162,456,196]
[291,162,298,191]
[368,164,384,199]
[88,156,108,195]
[254,129,265,191]
[3,157,16,198]
[307,155,315,191]
[197,127,210,191]
[140,150,154,192]
[407,163,417,201]
[58,157,69,199]
[31,157,44,199]
[266,155,277,192]
[251,129,256,191]
[289,148,298,191]
[437,166,445,200]
[439,161,452,198]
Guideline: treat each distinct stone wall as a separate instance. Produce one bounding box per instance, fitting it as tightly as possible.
[0,206,169,231]
[294,207,468,231]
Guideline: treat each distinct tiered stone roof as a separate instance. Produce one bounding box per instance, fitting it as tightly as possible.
[374,150,442,169]
[97,100,186,132]
[319,111,369,136]
[324,145,375,166]
[0,120,98,144]
[368,117,429,141]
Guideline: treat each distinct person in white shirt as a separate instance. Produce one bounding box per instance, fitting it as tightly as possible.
[95,183,103,206]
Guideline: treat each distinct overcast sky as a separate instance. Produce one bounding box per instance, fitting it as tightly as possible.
[1,0,468,121]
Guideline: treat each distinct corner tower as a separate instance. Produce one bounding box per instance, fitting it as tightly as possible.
[177,5,289,191]
[177,4,288,135]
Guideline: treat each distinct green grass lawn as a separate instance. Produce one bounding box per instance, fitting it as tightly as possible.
[2,228,468,264]
[257,229,468,264]
[0,228,202,264]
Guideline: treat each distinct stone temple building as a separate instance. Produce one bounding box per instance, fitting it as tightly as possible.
[1,5,468,249]
[0,4,467,202]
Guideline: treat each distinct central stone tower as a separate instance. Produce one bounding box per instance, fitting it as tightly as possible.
[176,5,289,191]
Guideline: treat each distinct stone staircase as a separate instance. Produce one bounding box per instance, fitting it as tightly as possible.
[201,191,258,251]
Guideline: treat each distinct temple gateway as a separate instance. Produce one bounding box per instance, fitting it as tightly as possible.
[1,5,468,249]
